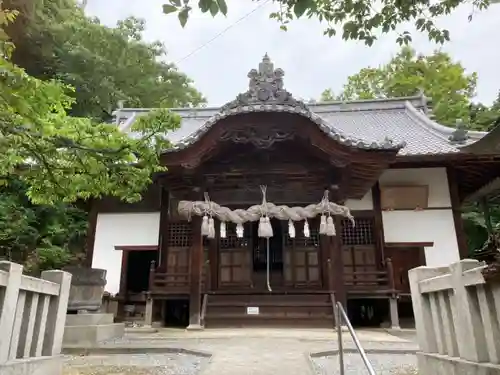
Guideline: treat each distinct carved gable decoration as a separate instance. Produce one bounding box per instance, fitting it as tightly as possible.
[221,54,308,112]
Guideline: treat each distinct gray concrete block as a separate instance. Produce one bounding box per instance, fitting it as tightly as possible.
[65,313,114,326]
[63,323,124,346]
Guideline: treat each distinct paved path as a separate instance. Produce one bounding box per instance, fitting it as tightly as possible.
[64,328,418,375]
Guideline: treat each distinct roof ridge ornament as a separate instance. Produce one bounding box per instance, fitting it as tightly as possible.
[221,54,308,112]
[449,119,469,145]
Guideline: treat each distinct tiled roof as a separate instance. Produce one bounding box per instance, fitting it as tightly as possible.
[114,55,487,157]
[115,97,486,156]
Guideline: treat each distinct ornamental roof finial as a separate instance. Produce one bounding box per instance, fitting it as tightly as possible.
[220,54,307,112]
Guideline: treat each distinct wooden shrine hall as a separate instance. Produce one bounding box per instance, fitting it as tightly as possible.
[87,55,500,329]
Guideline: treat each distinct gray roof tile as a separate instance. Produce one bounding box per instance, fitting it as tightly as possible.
[114,55,487,156]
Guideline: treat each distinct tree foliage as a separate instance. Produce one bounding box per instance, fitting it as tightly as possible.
[321,47,479,127]
[0,178,87,273]
[0,1,206,271]
[161,0,497,46]
[5,0,205,121]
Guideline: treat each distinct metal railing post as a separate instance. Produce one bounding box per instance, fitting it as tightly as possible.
[336,304,345,375]
[336,302,376,375]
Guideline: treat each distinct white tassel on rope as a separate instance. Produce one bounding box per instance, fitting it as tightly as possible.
[258,185,273,238]
[201,215,210,236]
[326,215,336,236]
[319,214,327,235]
[303,220,310,238]
[236,223,244,238]
[288,220,296,238]
[220,221,227,238]
[201,192,212,237]
[207,217,215,239]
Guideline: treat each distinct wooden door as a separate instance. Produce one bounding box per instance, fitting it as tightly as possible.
[284,222,321,287]
[385,247,425,293]
[218,223,252,288]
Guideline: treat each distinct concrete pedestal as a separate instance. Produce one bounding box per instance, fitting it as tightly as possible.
[63,313,124,346]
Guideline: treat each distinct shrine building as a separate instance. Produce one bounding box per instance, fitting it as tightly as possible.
[86,55,500,329]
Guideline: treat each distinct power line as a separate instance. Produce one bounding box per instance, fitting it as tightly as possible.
[175,0,271,64]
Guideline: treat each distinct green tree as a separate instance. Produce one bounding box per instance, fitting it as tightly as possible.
[0,2,206,272]
[161,0,499,46]
[469,91,500,131]
[321,47,478,127]
[5,0,205,121]
[0,178,88,274]
[0,1,206,205]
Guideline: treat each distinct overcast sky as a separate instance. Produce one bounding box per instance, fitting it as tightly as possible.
[85,0,500,106]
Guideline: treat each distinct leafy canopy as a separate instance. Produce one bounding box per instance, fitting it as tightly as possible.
[0,2,190,206]
[5,0,205,121]
[321,47,478,127]
[162,0,496,46]
[0,57,180,204]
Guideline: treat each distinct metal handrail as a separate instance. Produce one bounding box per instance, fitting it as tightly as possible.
[336,302,376,375]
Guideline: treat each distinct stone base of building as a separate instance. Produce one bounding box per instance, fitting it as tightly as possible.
[0,355,62,375]
[417,352,500,375]
[63,313,124,346]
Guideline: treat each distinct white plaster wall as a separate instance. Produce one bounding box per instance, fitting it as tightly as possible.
[345,190,374,210]
[379,167,451,207]
[379,168,459,267]
[92,212,161,294]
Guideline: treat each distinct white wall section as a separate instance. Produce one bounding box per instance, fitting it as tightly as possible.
[345,190,373,210]
[379,168,459,267]
[92,212,161,294]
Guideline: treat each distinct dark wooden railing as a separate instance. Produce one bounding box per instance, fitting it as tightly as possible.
[148,258,397,296]
[343,258,397,295]
[148,260,211,294]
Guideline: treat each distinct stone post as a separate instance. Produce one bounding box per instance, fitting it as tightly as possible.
[408,265,447,353]
[389,298,400,330]
[0,261,23,364]
[41,270,72,356]
[449,260,489,362]
[144,293,154,327]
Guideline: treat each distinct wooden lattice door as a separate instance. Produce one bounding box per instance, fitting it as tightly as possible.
[341,217,378,287]
[164,222,209,292]
[218,223,252,287]
[284,220,321,287]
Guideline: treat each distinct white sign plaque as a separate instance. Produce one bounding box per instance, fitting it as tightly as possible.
[246,306,260,315]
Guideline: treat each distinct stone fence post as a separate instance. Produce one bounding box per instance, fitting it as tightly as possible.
[409,259,500,375]
[0,261,72,372]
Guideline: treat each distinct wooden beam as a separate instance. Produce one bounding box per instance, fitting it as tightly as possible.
[385,242,434,248]
[371,182,386,266]
[84,199,98,267]
[158,187,170,272]
[114,245,159,251]
[447,166,469,259]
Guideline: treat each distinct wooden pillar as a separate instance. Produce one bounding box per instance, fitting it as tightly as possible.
[321,235,330,290]
[208,221,218,290]
[447,167,469,259]
[187,215,203,330]
[157,186,170,272]
[332,217,346,307]
[84,200,98,268]
[371,182,386,266]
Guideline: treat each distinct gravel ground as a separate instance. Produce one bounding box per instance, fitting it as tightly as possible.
[311,353,418,375]
[62,353,208,375]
